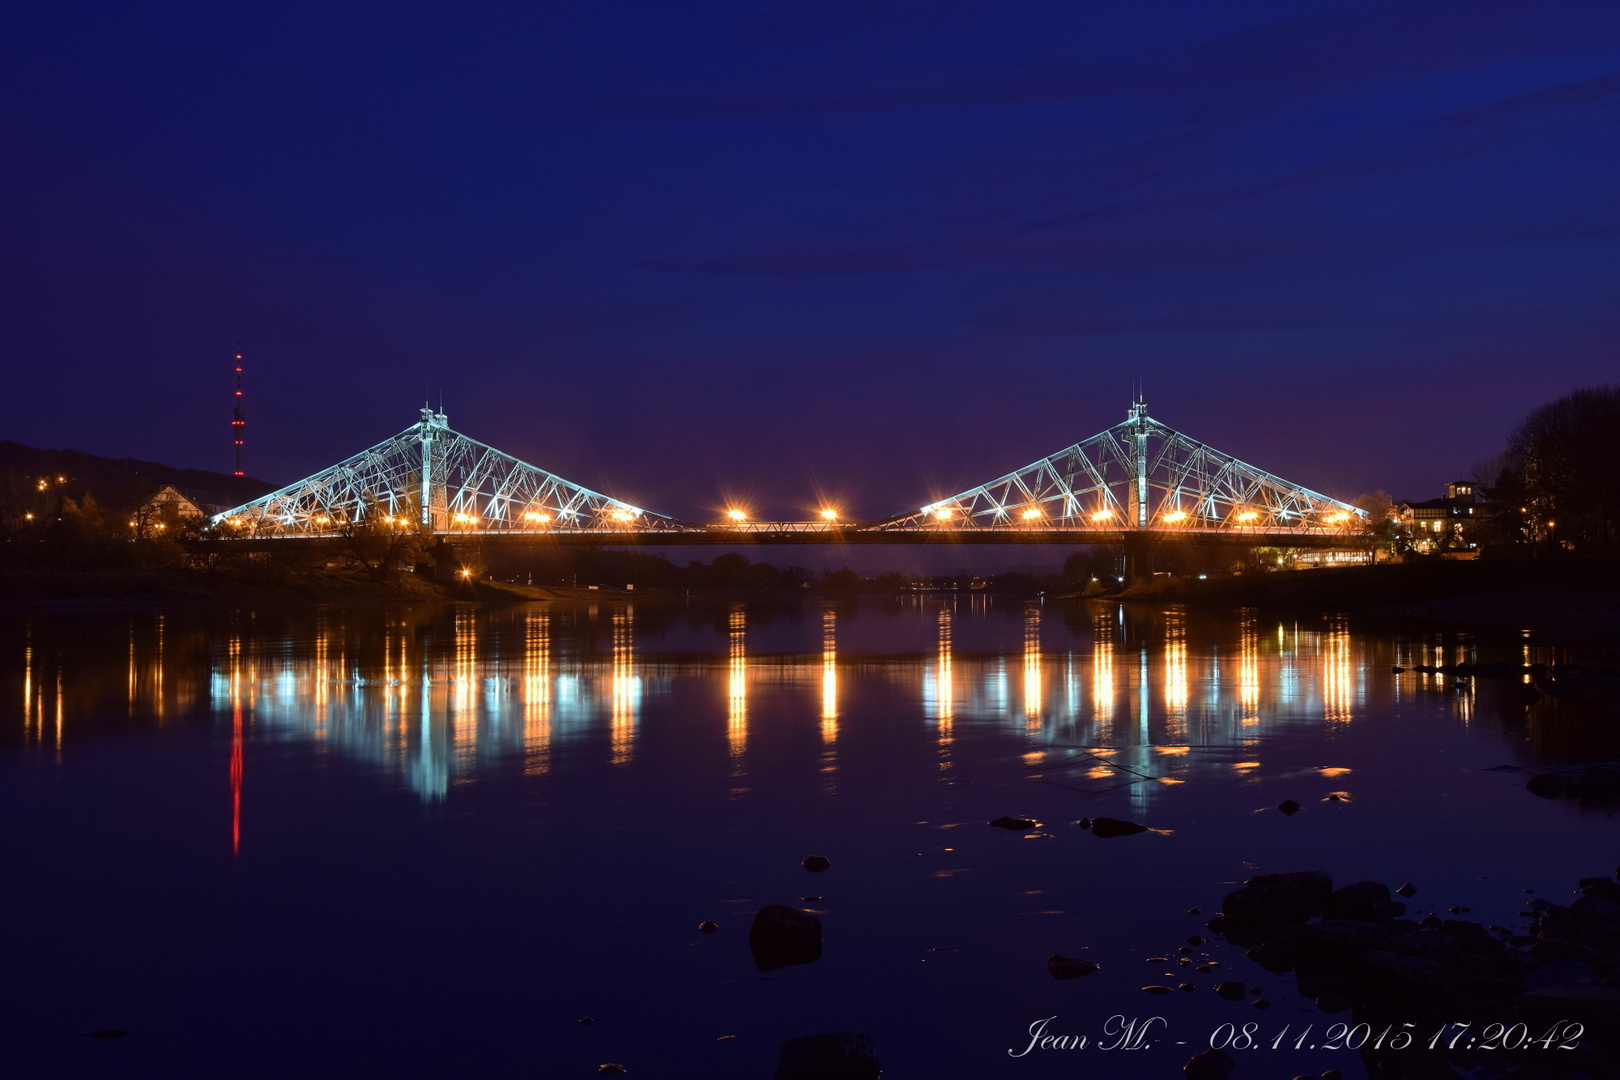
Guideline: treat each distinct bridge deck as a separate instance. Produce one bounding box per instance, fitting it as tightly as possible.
[222,524,1365,548]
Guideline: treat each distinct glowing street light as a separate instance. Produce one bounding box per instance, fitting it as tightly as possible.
[1091,508,1114,522]
[1163,510,1187,523]
[726,508,748,522]
[609,509,635,522]
[819,507,839,521]
[932,507,954,521]
[523,511,550,523]
[1235,510,1259,523]
[1021,507,1043,520]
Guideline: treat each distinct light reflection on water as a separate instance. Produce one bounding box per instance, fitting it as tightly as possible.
[36,599,1416,805]
[25,594,1604,823]
[7,598,1620,1080]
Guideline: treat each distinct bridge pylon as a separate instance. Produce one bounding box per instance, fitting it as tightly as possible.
[876,399,1366,543]
[211,409,691,538]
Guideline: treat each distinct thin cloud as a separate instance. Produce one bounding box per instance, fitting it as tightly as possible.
[1445,70,1620,128]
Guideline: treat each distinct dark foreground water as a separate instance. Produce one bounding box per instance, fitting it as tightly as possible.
[1,598,1615,1079]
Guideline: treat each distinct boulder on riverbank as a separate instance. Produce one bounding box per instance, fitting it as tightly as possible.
[1205,869,1620,1078]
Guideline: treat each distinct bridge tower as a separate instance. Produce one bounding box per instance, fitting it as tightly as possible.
[1124,395,1153,578]
[417,406,447,528]
[1128,395,1149,530]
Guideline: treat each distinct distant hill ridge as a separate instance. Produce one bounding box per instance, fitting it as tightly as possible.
[0,440,277,515]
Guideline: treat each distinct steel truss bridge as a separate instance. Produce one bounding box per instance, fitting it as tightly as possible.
[211,402,1367,547]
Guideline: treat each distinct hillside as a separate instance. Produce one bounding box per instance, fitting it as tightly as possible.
[0,440,277,515]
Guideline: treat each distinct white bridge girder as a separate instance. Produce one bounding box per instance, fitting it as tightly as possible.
[877,399,1366,538]
[212,403,1366,541]
[212,409,692,536]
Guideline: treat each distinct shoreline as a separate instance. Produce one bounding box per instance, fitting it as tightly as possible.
[1115,561,1620,639]
[5,562,1619,641]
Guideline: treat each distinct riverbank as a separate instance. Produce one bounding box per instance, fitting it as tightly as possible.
[1116,560,1620,637]
[0,568,452,609]
[0,569,647,610]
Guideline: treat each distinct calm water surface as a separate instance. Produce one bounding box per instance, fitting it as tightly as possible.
[2,598,1614,1079]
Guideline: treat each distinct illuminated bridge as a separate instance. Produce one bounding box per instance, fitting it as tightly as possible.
[211,400,1366,546]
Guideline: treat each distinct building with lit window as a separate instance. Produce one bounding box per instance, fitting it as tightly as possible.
[1396,481,1480,556]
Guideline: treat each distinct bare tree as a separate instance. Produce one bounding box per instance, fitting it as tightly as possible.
[1502,385,1620,554]
[331,495,429,581]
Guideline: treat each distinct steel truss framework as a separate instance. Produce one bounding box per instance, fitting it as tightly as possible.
[212,409,692,536]
[213,403,1365,541]
[876,401,1366,538]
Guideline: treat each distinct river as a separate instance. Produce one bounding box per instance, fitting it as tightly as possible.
[1,598,1613,1078]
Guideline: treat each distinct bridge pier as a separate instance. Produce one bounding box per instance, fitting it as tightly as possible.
[429,538,487,584]
[1120,532,1161,583]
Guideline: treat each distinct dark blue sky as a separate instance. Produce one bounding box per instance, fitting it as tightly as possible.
[5,1,1617,521]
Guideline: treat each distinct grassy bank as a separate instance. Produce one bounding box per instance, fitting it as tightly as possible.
[1116,559,1620,635]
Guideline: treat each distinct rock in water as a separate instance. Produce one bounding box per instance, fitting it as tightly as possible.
[598,1066,628,1076]
[1395,882,1417,898]
[1222,871,1332,926]
[775,1031,880,1080]
[1525,773,1563,798]
[1046,954,1100,979]
[749,905,824,972]
[1088,817,1148,838]
[1215,981,1246,1000]
[1277,799,1301,816]
[988,816,1039,830]
[1322,880,1394,922]
[1183,1047,1236,1079]
[802,855,832,872]
[698,920,718,934]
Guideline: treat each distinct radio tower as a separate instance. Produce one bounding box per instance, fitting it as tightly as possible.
[231,351,246,476]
